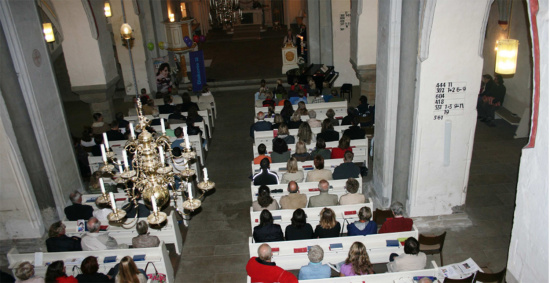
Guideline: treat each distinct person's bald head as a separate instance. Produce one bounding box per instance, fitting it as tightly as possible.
[288,181,299,193]
[258,244,272,261]
[418,278,433,283]
[87,217,101,233]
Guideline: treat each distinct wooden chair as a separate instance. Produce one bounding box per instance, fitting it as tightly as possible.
[373,208,393,226]
[443,274,475,282]
[418,231,447,265]
[474,267,506,282]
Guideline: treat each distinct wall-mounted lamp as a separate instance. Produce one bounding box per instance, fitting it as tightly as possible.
[120,23,133,40]
[43,23,55,42]
[169,13,175,22]
[181,3,187,18]
[104,2,112,17]
[495,39,519,74]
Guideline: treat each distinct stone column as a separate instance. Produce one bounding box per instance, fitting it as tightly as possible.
[406,0,492,216]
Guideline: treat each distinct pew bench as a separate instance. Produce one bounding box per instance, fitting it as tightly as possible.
[64,212,183,255]
[250,179,363,201]
[254,101,348,121]
[249,202,374,235]
[250,158,367,176]
[253,125,351,145]
[8,242,174,283]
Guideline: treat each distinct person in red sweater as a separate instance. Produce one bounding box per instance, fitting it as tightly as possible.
[331,135,353,159]
[379,201,413,234]
[246,244,298,283]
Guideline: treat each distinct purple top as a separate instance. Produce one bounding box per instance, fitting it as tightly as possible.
[340,263,370,276]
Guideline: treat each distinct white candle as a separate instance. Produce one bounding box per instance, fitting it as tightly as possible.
[100,144,107,162]
[118,165,123,173]
[151,195,158,212]
[109,192,116,211]
[203,168,209,181]
[160,119,165,134]
[187,182,193,200]
[129,122,135,139]
[122,150,129,170]
[100,178,106,194]
[158,146,165,165]
[183,127,191,149]
[103,133,110,150]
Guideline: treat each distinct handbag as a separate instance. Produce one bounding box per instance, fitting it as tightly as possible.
[145,262,167,283]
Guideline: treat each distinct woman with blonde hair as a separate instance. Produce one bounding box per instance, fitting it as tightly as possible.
[14,261,44,283]
[292,141,311,162]
[297,122,314,145]
[281,157,304,183]
[115,256,147,283]
[340,242,374,276]
[272,114,284,130]
[275,123,295,144]
[288,111,303,129]
[314,208,341,238]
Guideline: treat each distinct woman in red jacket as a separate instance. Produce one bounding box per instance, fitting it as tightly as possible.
[45,261,77,283]
[331,135,352,159]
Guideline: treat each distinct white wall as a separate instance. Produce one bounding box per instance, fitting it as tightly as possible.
[482,0,532,116]
[407,0,491,216]
[350,0,378,67]
[331,0,360,87]
[506,1,548,282]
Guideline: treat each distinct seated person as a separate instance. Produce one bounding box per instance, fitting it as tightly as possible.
[168,105,186,125]
[158,95,176,114]
[252,185,280,211]
[298,245,331,280]
[81,217,120,251]
[306,155,333,182]
[279,181,307,209]
[87,171,118,194]
[274,123,295,144]
[341,106,357,126]
[333,151,361,180]
[309,138,331,160]
[340,242,374,276]
[262,92,276,108]
[317,119,339,143]
[298,122,315,145]
[285,208,313,240]
[290,78,306,96]
[274,79,287,97]
[141,99,157,116]
[246,244,298,283]
[14,261,44,283]
[75,256,112,282]
[171,127,185,149]
[185,117,203,137]
[106,120,126,141]
[379,201,413,233]
[296,101,309,115]
[270,138,291,164]
[46,221,82,252]
[281,157,304,184]
[290,90,308,105]
[325,108,340,127]
[339,178,365,205]
[292,141,311,162]
[331,135,352,159]
[132,220,160,248]
[311,90,325,104]
[64,191,93,221]
[250,111,272,138]
[307,110,322,128]
[253,143,272,165]
[308,180,338,208]
[347,206,377,236]
[253,210,284,243]
[178,92,199,112]
[122,191,151,218]
[91,113,110,135]
[314,208,341,238]
[271,114,284,130]
[343,117,366,140]
[287,111,303,129]
[387,237,427,272]
[115,112,130,131]
[253,158,279,186]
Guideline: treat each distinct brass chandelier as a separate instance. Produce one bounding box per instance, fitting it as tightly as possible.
[95,12,214,228]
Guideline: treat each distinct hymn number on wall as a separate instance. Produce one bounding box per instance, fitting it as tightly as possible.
[433,82,467,120]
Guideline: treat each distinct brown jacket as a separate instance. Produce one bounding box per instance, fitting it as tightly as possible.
[279,193,307,209]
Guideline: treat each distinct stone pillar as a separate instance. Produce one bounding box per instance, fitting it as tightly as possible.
[0,0,84,222]
[306,0,320,63]
[354,65,376,105]
[406,0,492,216]
[331,0,359,87]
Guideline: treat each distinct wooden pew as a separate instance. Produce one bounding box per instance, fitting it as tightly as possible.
[250,156,367,176]
[253,125,350,144]
[248,226,419,269]
[249,202,374,235]
[250,179,362,201]
[246,261,442,282]
[254,101,348,120]
[7,242,174,283]
[64,212,183,255]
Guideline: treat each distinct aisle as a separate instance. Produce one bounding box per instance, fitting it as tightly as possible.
[176,90,255,282]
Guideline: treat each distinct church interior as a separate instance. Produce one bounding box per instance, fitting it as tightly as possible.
[0,0,547,282]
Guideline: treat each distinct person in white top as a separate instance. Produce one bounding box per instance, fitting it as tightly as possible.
[387,237,427,272]
[80,217,121,251]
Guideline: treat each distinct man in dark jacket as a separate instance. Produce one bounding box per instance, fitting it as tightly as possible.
[253,158,279,186]
[250,111,273,138]
[64,191,94,221]
[332,151,361,179]
[46,221,82,252]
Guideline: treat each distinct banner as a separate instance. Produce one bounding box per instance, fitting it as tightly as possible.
[189,50,206,92]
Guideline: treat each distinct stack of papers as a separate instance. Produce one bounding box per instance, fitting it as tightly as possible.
[440,258,480,279]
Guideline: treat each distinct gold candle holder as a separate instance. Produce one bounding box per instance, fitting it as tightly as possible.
[182,198,201,211]
[197,180,215,191]
[107,209,127,222]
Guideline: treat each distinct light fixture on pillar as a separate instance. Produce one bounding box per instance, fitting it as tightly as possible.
[181,3,187,19]
[95,19,215,228]
[169,13,175,22]
[43,23,55,42]
[495,39,519,75]
[104,2,112,17]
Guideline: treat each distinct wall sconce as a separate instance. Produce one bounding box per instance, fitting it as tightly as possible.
[104,2,112,17]
[495,39,519,75]
[169,13,175,22]
[181,3,187,18]
[43,23,55,42]
[120,23,133,40]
